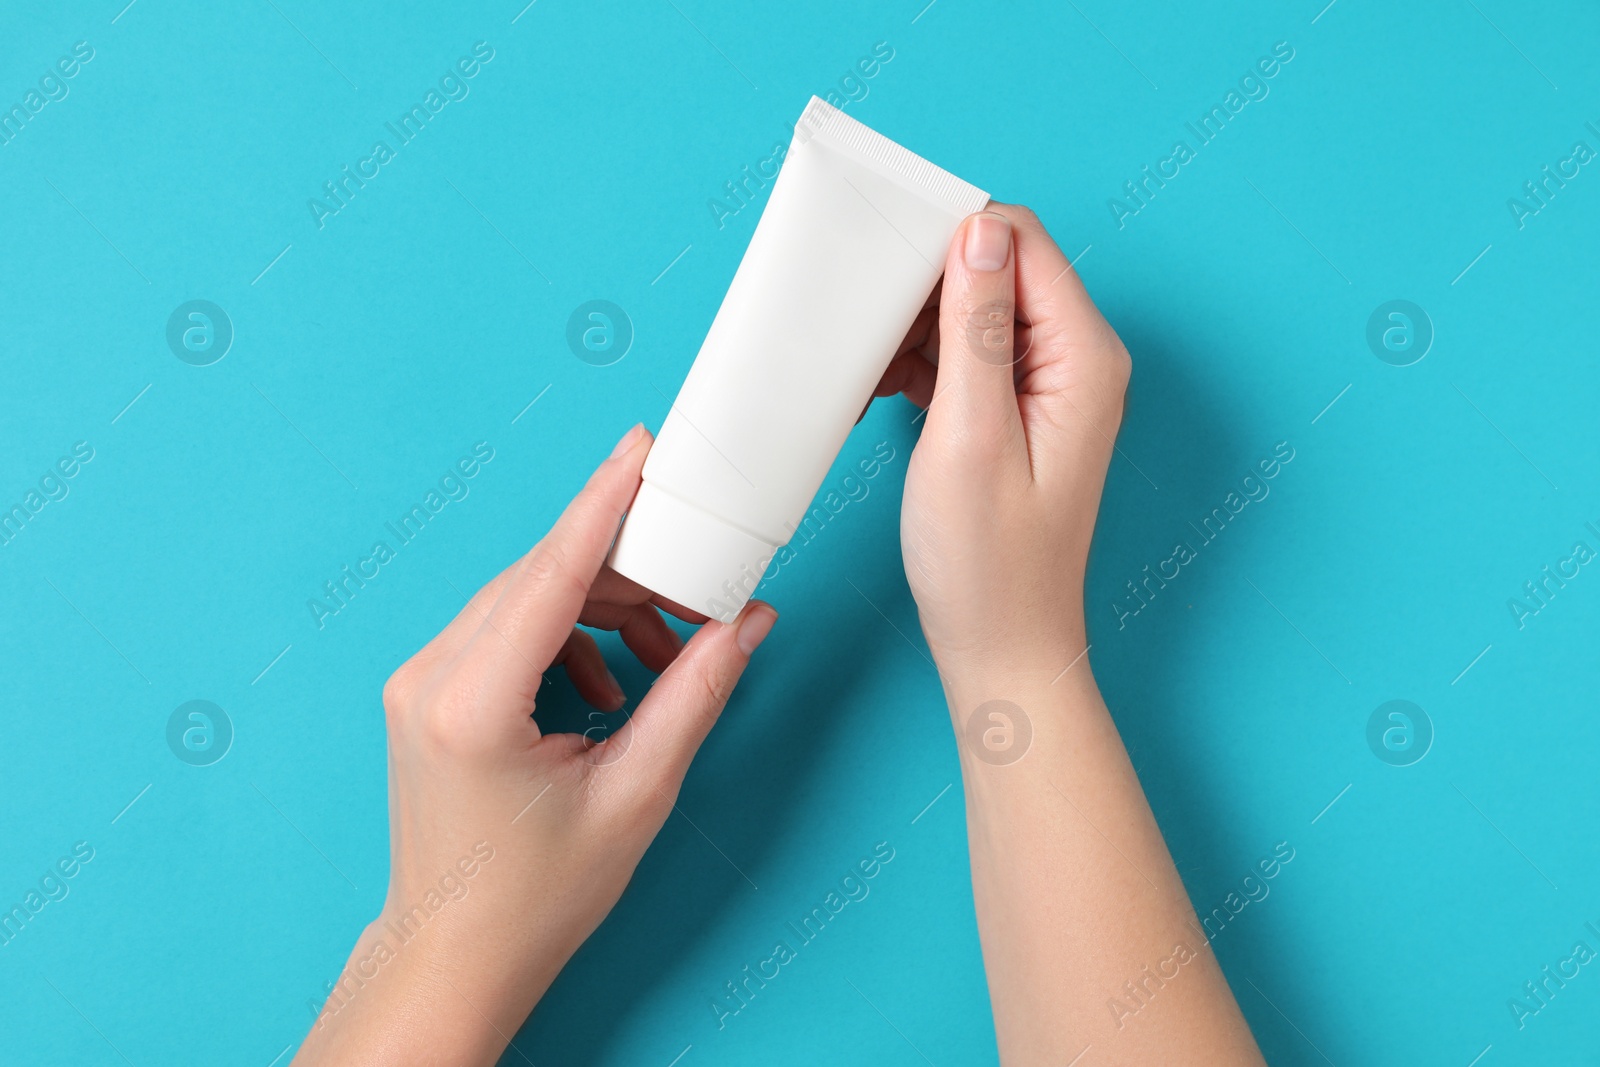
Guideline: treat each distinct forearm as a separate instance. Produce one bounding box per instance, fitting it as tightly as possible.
[943,664,1263,1066]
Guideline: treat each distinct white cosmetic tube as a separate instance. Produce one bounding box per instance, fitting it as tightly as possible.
[607,96,988,621]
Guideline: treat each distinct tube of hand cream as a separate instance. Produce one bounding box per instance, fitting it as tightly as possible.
[607,96,988,621]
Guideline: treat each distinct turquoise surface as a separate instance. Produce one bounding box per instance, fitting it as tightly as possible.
[3,1,1597,1063]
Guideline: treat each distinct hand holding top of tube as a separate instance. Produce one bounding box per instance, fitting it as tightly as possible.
[874,203,1133,682]
[874,207,1263,1064]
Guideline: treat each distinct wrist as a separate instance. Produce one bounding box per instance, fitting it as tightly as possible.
[299,915,516,1067]
[932,627,1094,708]
[920,590,1087,677]
[935,653,1105,781]
[343,905,542,1041]
[371,899,556,1009]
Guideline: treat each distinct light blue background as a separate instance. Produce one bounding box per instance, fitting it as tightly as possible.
[3,0,1598,1063]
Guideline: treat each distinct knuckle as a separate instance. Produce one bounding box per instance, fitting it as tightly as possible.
[679,656,736,730]
[1080,354,1131,432]
[688,669,732,727]
[415,672,491,755]
[382,659,419,718]
[417,704,458,755]
[1103,337,1133,390]
[522,541,587,600]
[614,770,677,828]
[1101,326,1133,387]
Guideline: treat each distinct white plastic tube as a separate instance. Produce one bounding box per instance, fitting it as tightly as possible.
[607,97,988,621]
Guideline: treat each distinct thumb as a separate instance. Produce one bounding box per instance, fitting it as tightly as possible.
[607,601,778,792]
[927,210,1025,453]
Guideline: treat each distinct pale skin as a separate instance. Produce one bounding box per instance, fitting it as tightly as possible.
[293,203,1264,1066]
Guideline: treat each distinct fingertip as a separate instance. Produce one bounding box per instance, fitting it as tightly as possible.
[603,668,627,711]
[609,422,651,460]
[962,211,1013,273]
[606,599,769,784]
[651,593,710,626]
[735,601,778,656]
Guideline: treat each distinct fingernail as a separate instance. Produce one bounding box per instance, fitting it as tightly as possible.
[964,213,1011,272]
[736,605,778,655]
[604,667,625,703]
[610,423,645,459]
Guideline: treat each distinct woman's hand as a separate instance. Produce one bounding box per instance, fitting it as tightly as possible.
[293,425,777,1067]
[876,204,1131,682]
[876,205,1264,1065]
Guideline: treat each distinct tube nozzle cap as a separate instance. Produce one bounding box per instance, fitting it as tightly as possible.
[607,481,778,623]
